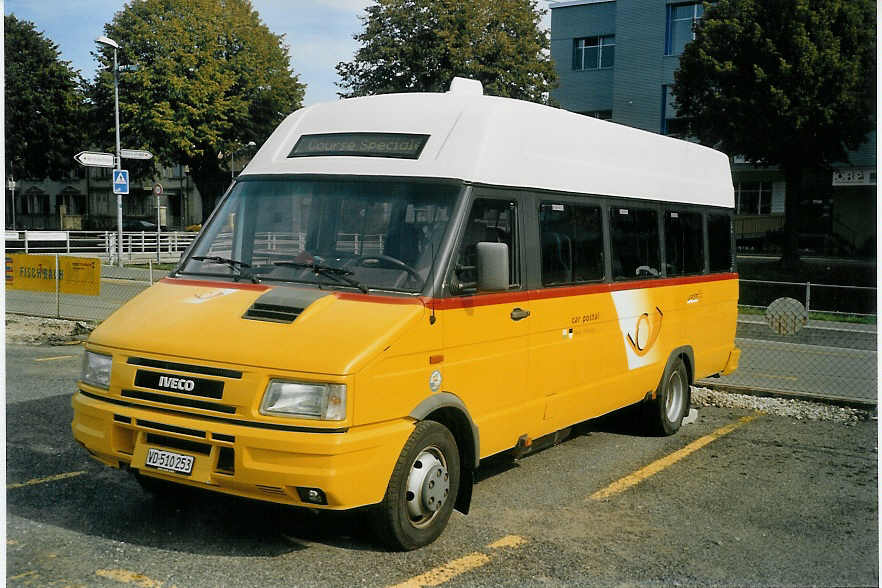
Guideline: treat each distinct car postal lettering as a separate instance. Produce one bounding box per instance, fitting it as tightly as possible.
[72,77,739,550]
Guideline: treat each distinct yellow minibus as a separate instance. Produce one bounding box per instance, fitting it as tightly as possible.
[73,77,739,550]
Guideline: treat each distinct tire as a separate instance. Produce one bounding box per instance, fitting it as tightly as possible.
[370,421,460,551]
[644,356,690,436]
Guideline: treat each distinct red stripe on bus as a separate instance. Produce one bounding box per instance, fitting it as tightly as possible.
[161,272,737,306]
[159,277,271,291]
[426,273,738,310]
[334,292,423,305]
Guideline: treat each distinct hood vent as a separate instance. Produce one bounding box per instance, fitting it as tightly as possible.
[242,287,330,324]
[243,302,303,324]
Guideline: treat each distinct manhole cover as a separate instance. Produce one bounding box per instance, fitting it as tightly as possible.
[765,297,808,335]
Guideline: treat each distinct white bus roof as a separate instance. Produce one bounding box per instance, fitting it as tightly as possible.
[243,78,734,209]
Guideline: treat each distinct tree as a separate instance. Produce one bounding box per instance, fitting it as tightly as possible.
[336,0,557,103]
[91,0,305,220]
[672,0,875,265]
[5,15,89,180]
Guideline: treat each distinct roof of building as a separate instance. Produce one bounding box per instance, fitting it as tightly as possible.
[243,78,734,208]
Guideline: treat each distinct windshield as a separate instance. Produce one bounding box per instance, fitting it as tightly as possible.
[180,178,461,294]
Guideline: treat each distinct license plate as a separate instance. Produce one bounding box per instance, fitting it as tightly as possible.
[145,448,194,475]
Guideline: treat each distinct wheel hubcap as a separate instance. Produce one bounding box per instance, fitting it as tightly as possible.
[665,369,685,422]
[405,446,449,527]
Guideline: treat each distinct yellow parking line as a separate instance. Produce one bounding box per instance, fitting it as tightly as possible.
[95,569,168,588]
[388,535,528,588]
[389,553,491,588]
[7,471,86,489]
[590,414,761,501]
[33,355,75,362]
[487,534,527,549]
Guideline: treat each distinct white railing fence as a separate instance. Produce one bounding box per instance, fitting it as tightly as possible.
[5,230,197,264]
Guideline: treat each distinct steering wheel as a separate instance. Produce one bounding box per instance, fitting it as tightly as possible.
[357,255,421,282]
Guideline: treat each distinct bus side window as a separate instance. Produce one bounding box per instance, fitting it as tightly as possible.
[707,214,734,272]
[665,210,704,276]
[610,207,661,280]
[452,199,518,293]
[539,202,603,285]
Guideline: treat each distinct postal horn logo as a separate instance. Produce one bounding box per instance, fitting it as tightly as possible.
[626,306,663,357]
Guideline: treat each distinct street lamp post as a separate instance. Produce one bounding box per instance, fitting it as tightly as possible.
[96,35,124,267]
[7,174,15,230]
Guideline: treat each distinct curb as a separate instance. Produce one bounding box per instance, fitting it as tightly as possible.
[697,380,877,411]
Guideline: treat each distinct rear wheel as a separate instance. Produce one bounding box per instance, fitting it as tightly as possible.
[370,421,460,550]
[645,357,690,436]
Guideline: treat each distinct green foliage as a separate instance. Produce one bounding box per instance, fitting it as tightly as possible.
[4,15,89,180]
[337,0,557,103]
[91,0,305,216]
[673,0,875,170]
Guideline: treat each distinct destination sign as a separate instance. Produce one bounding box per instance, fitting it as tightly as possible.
[289,133,430,160]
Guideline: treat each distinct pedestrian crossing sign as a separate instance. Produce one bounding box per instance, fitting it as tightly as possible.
[113,169,129,195]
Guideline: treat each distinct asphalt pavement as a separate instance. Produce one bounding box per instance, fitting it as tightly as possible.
[5,341,878,587]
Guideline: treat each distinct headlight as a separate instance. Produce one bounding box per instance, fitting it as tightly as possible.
[260,380,346,421]
[81,351,112,389]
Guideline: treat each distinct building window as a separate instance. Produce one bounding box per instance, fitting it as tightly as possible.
[573,35,615,70]
[735,182,773,215]
[24,189,50,215]
[60,191,85,215]
[661,85,688,136]
[666,2,704,55]
[581,110,613,120]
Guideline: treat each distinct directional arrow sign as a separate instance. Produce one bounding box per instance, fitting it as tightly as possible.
[113,169,129,195]
[74,151,115,168]
[120,149,154,160]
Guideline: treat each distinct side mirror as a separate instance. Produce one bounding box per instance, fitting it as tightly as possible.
[476,242,509,292]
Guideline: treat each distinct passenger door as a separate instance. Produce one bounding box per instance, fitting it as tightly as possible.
[440,193,538,458]
[527,200,617,432]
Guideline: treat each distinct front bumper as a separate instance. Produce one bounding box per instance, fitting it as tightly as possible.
[71,389,412,509]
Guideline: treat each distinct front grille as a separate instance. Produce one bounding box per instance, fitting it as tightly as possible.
[137,419,206,438]
[243,302,303,323]
[146,433,211,455]
[127,357,242,379]
[122,390,236,414]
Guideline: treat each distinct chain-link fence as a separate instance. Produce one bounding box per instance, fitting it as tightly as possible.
[6,258,169,322]
[700,280,876,405]
[6,269,877,404]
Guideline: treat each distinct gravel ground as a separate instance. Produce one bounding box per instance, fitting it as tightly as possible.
[4,314,873,424]
[5,314,94,346]
[691,385,874,424]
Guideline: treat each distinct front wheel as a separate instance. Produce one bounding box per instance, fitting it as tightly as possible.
[644,357,690,436]
[370,421,460,550]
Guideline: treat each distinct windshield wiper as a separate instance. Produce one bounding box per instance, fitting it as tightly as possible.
[191,255,256,283]
[274,261,368,293]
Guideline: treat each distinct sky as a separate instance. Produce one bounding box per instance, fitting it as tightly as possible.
[4,0,553,107]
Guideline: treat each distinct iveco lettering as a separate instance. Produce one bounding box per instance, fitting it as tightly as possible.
[72,77,740,550]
